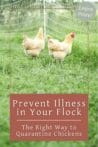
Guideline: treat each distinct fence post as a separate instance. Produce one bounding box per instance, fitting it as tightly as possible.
[86,21,90,51]
[43,0,46,38]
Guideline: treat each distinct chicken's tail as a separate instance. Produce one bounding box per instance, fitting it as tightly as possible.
[36,27,44,39]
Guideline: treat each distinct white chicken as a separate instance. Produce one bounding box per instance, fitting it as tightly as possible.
[48,32,75,60]
[22,27,45,57]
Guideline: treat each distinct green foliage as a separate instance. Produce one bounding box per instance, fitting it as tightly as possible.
[0,28,97,146]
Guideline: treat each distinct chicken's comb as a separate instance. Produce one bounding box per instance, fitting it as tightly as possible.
[71,32,75,38]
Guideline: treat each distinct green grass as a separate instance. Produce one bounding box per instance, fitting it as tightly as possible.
[0,16,98,147]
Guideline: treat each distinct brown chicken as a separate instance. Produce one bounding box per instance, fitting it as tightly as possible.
[48,32,75,60]
[22,27,45,57]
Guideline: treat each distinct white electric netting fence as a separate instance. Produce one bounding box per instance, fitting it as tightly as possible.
[0,0,98,48]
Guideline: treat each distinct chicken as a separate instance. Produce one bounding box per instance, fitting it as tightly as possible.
[22,27,45,57]
[48,32,75,60]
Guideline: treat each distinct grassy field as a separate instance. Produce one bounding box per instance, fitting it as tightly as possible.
[0,11,98,147]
